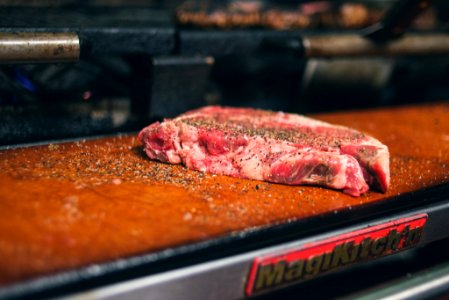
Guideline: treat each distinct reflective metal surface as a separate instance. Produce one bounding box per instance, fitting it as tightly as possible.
[0,32,79,63]
[59,202,449,300]
[304,34,449,57]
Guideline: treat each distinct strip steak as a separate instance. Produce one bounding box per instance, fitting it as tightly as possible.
[138,106,390,196]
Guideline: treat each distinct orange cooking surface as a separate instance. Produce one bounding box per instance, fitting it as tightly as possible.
[0,102,449,285]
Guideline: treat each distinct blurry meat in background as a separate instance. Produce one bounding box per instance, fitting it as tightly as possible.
[1,0,449,145]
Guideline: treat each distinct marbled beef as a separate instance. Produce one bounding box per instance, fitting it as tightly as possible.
[138,106,389,196]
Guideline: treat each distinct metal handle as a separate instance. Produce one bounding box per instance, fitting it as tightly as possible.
[303,34,449,57]
[363,0,432,42]
[0,32,80,64]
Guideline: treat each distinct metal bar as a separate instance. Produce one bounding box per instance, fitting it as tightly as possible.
[62,200,449,300]
[348,262,449,300]
[304,34,449,57]
[363,0,432,42]
[0,32,79,64]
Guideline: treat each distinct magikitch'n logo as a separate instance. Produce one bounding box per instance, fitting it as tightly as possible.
[245,214,427,297]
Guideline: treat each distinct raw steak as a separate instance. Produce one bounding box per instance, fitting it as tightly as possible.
[138,106,390,196]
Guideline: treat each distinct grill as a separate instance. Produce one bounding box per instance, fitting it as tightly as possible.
[1,1,449,299]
